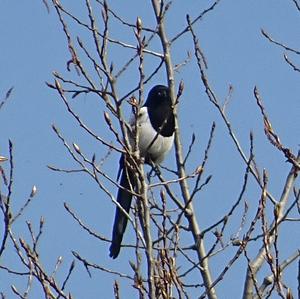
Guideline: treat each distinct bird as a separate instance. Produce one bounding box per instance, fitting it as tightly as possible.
[109,85,175,259]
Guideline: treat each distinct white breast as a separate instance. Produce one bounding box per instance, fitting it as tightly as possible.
[129,107,174,164]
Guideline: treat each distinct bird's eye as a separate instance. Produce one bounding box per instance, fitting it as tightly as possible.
[158,90,167,98]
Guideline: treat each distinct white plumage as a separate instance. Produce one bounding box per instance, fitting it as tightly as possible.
[129,106,174,164]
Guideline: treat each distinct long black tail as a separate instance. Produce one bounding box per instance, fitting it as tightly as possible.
[109,165,134,259]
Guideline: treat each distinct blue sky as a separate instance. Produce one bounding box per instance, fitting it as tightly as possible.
[0,1,299,298]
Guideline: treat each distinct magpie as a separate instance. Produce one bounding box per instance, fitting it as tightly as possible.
[109,85,175,259]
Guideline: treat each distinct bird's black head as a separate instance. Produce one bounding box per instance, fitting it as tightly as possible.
[144,85,172,108]
[144,85,175,137]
